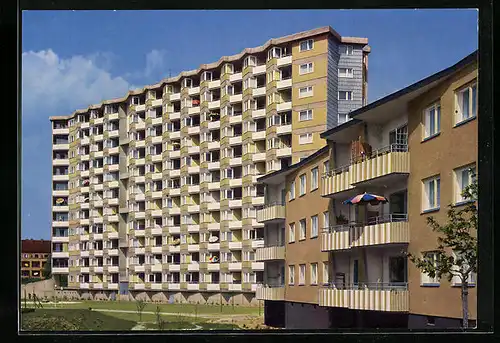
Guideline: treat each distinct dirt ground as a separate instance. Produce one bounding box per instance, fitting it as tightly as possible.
[207,315,280,330]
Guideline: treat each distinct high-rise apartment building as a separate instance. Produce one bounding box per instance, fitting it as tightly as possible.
[21,239,51,279]
[256,51,477,328]
[49,26,369,304]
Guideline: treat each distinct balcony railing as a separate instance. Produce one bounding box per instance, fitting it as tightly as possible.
[322,144,410,197]
[256,245,285,261]
[256,283,285,301]
[256,203,286,223]
[319,282,409,312]
[321,214,410,251]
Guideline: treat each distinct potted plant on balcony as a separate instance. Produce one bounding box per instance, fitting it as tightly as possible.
[336,214,348,225]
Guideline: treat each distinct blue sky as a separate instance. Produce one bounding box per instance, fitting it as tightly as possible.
[21,9,478,240]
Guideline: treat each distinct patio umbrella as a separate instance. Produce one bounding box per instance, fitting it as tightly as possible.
[343,192,388,205]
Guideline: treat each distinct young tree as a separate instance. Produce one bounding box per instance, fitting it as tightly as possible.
[408,171,477,329]
[135,299,146,322]
[155,305,166,330]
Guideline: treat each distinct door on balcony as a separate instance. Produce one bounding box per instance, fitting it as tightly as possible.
[389,256,407,287]
[281,189,286,204]
[279,227,285,245]
[389,190,407,220]
[389,124,408,151]
[280,265,285,285]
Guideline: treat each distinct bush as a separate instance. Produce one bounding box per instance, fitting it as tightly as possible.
[22,315,80,331]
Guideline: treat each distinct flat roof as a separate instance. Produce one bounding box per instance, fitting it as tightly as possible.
[257,145,329,185]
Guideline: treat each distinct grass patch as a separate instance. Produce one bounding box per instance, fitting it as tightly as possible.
[21,309,137,331]
[38,300,261,316]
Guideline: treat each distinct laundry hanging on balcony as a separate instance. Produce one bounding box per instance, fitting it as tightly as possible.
[208,256,219,263]
[343,192,388,205]
[56,198,65,204]
[208,236,219,243]
[192,99,200,105]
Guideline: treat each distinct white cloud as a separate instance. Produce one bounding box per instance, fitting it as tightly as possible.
[144,49,167,77]
[21,49,134,117]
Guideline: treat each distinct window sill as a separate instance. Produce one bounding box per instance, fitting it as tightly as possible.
[451,283,476,288]
[421,283,440,287]
[454,116,476,128]
[289,198,295,202]
[298,283,305,286]
[288,241,295,244]
[310,235,318,239]
[310,187,319,193]
[452,199,475,208]
[421,207,440,215]
[421,132,441,143]
[299,193,306,198]
[299,238,306,242]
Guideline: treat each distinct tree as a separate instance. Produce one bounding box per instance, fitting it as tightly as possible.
[408,170,477,329]
[42,254,51,279]
[155,305,166,330]
[135,299,146,322]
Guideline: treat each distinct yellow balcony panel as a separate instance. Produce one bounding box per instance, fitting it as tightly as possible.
[321,214,410,251]
[321,166,354,197]
[350,147,410,185]
[318,286,409,312]
[256,204,285,223]
[255,245,285,261]
[256,285,285,301]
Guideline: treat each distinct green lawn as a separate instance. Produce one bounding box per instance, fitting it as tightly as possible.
[34,300,262,316]
[21,308,242,331]
[21,309,137,331]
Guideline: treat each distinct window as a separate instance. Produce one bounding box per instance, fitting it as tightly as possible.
[299,109,313,121]
[299,133,313,145]
[299,39,313,52]
[311,167,318,190]
[299,264,306,285]
[288,265,295,285]
[338,68,354,78]
[299,219,306,240]
[340,45,353,55]
[322,262,329,284]
[423,103,441,139]
[323,160,329,174]
[299,86,313,98]
[299,174,306,196]
[299,62,314,74]
[421,252,440,286]
[323,211,329,230]
[338,91,353,100]
[338,113,350,124]
[289,180,295,200]
[311,215,318,238]
[455,82,477,124]
[288,223,295,243]
[310,263,318,285]
[454,164,476,204]
[423,176,441,211]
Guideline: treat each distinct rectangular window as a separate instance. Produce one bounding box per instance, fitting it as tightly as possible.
[340,45,353,55]
[299,86,313,98]
[423,103,441,139]
[454,164,476,204]
[323,160,329,174]
[323,211,329,230]
[299,264,306,285]
[338,91,353,100]
[310,263,318,285]
[311,167,318,190]
[311,215,318,238]
[299,219,306,240]
[299,62,314,74]
[299,39,313,52]
[289,265,295,285]
[451,251,476,286]
[423,176,441,211]
[289,180,295,200]
[299,109,313,121]
[455,82,477,124]
[288,223,295,243]
[338,68,354,78]
[421,252,440,285]
[299,174,306,196]
[322,262,329,284]
[299,133,313,145]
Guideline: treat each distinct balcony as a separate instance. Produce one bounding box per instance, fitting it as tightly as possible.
[256,284,285,301]
[319,283,409,312]
[321,214,410,251]
[256,203,285,223]
[322,144,410,197]
[255,245,285,261]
